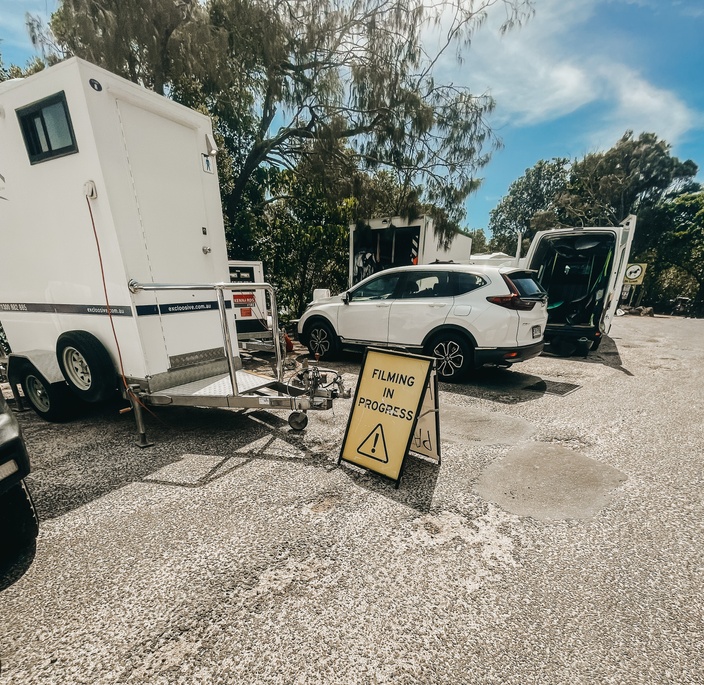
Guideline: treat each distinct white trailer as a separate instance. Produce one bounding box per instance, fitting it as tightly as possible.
[0,58,343,441]
[349,215,472,286]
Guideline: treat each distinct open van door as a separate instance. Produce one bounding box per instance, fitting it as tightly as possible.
[523,215,636,355]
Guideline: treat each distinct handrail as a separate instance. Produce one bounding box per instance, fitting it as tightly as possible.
[127,280,284,393]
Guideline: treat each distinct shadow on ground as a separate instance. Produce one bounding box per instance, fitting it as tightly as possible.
[15,401,329,523]
[0,540,36,591]
[542,335,633,376]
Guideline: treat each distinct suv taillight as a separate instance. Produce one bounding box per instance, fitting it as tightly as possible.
[487,273,539,310]
[486,294,536,310]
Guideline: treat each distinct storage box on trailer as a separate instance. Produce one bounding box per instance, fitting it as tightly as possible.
[228,260,270,338]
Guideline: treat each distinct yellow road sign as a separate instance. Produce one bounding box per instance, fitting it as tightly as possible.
[623,263,647,285]
[339,348,433,483]
[410,367,440,464]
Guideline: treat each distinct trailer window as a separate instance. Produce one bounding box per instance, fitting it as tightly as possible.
[17,91,78,164]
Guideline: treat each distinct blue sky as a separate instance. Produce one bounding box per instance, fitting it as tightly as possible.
[2,0,703,234]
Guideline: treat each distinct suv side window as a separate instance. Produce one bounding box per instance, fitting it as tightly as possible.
[454,272,486,295]
[399,271,452,299]
[350,273,401,301]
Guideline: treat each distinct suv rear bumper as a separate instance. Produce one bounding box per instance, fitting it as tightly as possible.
[474,340,544,366]
[544,323,599,342]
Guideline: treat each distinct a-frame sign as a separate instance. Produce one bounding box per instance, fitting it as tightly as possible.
[339,348,440,486]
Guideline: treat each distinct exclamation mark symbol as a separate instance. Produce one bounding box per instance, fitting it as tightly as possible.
[371,432,379,454]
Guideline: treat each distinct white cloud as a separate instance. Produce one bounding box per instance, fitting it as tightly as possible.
[432,0,702,148]
[589,64,699,149]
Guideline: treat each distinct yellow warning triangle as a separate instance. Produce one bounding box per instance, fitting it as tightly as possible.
[357,423,389,463]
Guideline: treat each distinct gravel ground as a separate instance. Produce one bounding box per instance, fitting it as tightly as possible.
[1,315,702,684]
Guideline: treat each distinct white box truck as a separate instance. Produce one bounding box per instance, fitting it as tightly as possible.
[349,215,472,286]
[521,216,636,355]
[0,58,343,440]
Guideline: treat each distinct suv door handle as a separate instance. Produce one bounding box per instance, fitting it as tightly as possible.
[375,303,390,308]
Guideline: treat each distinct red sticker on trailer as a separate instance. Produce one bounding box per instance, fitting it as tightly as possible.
[240,307,253,317]
[232,293,256,307]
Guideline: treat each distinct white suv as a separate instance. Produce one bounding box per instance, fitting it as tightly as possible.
[297,264,548,381]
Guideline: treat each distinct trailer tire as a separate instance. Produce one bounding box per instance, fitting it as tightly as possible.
[56,331,117,403]
[20,366,76,422]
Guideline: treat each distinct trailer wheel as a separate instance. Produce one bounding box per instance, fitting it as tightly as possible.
[288,411,308,431]
[20,367,75,422]
[0,480,39,555]
[57,331,116,403]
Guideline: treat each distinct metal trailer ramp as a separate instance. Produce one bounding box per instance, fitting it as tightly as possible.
[153,370,277,400]
[126,280,346,446]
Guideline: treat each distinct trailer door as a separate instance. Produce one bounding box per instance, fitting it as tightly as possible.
[116,98,232,368]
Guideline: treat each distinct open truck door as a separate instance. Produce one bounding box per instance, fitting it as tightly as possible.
[523,215,636,356]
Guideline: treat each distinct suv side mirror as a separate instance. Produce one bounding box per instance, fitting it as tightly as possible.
[342,291,350,305]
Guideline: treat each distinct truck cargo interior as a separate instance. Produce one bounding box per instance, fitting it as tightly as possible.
[531,232,616,327]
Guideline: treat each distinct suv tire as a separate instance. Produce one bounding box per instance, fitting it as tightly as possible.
[0,481,39,554]
[304,320,339,360]
[426,332,472,382]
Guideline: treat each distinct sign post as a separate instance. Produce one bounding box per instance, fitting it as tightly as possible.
[339,348,439,486]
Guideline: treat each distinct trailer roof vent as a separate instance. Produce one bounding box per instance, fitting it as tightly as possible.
[16,91,78,164]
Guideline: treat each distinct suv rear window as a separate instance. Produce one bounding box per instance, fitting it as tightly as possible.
[506,271,547,298]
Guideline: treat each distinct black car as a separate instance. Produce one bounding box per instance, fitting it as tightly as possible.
[0,393,39,553]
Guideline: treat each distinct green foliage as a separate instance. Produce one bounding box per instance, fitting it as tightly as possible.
[0,51,46,81]
[50,0,534,232]
[469,229,489,253]
[488,158,570,254]
[559,131,698,228]
[52,0,220,95]
[256,166,352,318]
[655,192,704,311]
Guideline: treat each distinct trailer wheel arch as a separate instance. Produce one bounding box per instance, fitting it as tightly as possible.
[56,331,118,403]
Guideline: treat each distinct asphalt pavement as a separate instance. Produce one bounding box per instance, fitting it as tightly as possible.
[1,315,702,684]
